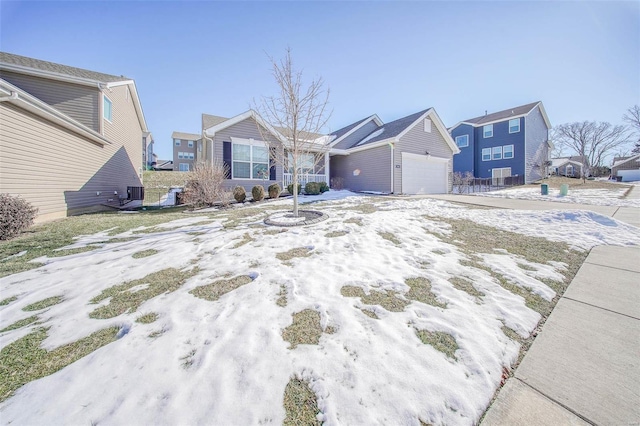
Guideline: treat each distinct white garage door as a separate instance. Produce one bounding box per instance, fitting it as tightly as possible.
[619,169,640,182]
[401,152,448,194]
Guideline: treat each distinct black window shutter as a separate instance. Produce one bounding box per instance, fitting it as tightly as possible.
[223,141,232,179]
[269,147,276,181]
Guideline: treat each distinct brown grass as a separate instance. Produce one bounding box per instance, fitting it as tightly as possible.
[449,277,485,300]
[276,247,312,262]
[22,296,64,312]
[190,275,253,302]
[405,277,447,308]
[378,232,401,246]
[416,329,459,360]
[0,315,39,332]
[340,286,409,312]
[283,377,321,426]
[282,309,323,349]
[325,230,349,238]
[132,249,159,259]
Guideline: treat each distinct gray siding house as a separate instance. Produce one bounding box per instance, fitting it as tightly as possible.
[172,131,200,171]
[611,154,640,181]
[330,109,459,194]
[0,52,149,222]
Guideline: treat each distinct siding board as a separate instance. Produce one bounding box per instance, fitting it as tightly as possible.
[330,145,392,193]
[524,106,550,183]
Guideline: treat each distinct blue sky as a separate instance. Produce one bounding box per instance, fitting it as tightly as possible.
[1,1,638,160]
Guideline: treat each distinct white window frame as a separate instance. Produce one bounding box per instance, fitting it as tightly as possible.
[482,148,491,161]
[455,135,469,148]
[231,137,269,180]
[483,124,493,138]
[179,163,190,172]
[103,95,113,122]
[509,118,520,133]
[424,118,432,132]
[175,139,181,146]
[492,146,502,160]
[178,152,185,159]
[189,152,194,160]
[188,141,194,148]
[503,144,514,159]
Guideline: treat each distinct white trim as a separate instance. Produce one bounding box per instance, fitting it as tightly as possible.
[508,118,520,133]
[329,114,383,148]
[492,146,502,160]
[481,148,491,161]
[0,78,109,146]
[102,94,113,123]
[455,134,469,148]
[390,143,395,193]
[483,124,493,138]
[503,144,514,159]
[447,121,476,132]
[204,110,288,144]
[394,109,460,154]
[230,137,269,180]
[448,102,551,131]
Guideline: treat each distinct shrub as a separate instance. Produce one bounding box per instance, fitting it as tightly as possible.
[251,185,265,202]
[182,161,229,208]
[287,183,301,195]
[268,183,281,199]
[330,177,344,190]
[233,186,246,203]
[319,181,330,193]
[0,194,38,240]
[304,182,321,195]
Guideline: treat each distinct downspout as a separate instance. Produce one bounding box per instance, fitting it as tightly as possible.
[390,143,395,194]
[0,91,18,102]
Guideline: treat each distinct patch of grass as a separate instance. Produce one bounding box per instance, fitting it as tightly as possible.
[0,296,17,306]
[283,377,321,426]
[0,326,118,402]
[232,233,254,249]
[501,325,523,344]
[276,247,312,262]
[89,267,198,319]
[135,312,159,324]
[23,296,64,312]
[148,329,166,339]
[276,284,288,307]
[263,228,287,235]
[180,349,196,369]
[0,315,39,332]
[49,245,99,257]
[213,205,281,229]
[343,203,379,214]
[190,275,253,302]
[517,263,537,271]
[378,231,401,246]
[340,286,409,312]
[449,277,485,299]
[360,308,379,319]
[432,249,447,255]
[344,217,363,226]
[325,230,348,238]
[0,208,189,278]
[187,231,207,236]
[132,249,159,259]
[416,329,459,360]
[405,277,447,308]
[282,309,323,349]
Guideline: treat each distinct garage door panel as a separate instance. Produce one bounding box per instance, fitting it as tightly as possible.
[619,169,640,182]
[401,153,448,194]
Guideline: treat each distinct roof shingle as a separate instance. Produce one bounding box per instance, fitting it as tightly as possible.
[461,101,540,126]
[351,109,431,148]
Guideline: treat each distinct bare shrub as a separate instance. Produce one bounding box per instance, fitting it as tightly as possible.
[233,186,246,203]
[268,183,281,199]
[453,172,474,194]
[330,177,344,190]
[0,194,38,240]
[182,161,229,208]
[252,185,265,202]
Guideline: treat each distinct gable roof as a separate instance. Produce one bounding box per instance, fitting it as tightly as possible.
[449,101,550,132]
[172,131,201,141]
[203,110,288,144]
[202,113,228,130]
[551,158,583,168]
[0,51,148,133]
[612,154,640,168]
[0,51,129,84]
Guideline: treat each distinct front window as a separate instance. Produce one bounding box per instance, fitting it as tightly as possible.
[103,96,112,122]
[483,124,493,138]
[179,163,189,171]
[288,152,315,174]
[232,142,268,179]
[492,146,502,160]
[175,139,181,146]
[503,144,514,159]
[482,148,491,161]
[188,141,194,148]
[455,135,469,148]
[509,118,520,133]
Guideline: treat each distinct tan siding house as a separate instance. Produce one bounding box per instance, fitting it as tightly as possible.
[0,52,149,222]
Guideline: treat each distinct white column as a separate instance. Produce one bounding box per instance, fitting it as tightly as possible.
[325,151,330,185]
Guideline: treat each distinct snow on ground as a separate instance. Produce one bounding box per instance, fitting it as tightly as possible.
[471,186,640,207]
[1,192,639,425]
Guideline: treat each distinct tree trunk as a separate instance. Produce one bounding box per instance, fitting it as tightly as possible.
[292,168,299,216]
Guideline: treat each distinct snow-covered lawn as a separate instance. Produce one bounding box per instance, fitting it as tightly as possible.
[1,192,639,425]
[471,185,640,207]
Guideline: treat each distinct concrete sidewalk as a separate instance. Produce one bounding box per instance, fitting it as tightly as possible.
[421,190,640,425]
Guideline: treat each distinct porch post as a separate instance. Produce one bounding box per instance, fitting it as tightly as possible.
[325,151,330,185]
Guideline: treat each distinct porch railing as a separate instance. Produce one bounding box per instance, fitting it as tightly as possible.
[283,173,327,188]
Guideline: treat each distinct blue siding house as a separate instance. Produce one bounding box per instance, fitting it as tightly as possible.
[449,101,551,183]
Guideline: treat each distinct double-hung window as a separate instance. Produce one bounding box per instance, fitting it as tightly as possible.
[232,140,269,179]
[483,124,493,138]
[482,148,491,161]
[103,96,112,122]
[188,141,194,148]
[455,135,469,148]
[175,139,181,146]
[503,145,514,159]
[509,118,520,133]
[492,146,502,160]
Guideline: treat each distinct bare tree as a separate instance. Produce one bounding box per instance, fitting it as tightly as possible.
[553,121,629,183]
[623,105,640,154]
[254,48,331,216]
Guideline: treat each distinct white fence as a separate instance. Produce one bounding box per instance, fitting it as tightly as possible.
[283,173,327,188]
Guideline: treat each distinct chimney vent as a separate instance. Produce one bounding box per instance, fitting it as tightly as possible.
[485,110,487,116]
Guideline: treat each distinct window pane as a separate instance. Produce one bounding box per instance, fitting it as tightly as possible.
[103,97,112,121]
[456,135,468,147]
[175,139,181,146]
[233,144,251,161]
[503,145,514,159]
[253,146,269,162]
[233,162,250,178]
[188,141,194,147]
[492,146,502,160]
[253,163,268,179]
[483,124,493,138]
[482,148,491,161]
[509,119,520,133]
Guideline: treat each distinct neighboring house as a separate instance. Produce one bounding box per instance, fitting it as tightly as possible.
[195,108,457,195]
[329,108,459,194]
[153,159,174,172]
[449,101,551,184]
[551,156,584,178]
[611,154,640,182]
[172,131,201,171]
[0,52,149,222]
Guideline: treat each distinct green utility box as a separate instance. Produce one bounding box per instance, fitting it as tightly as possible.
[560,184,569,196]
[541,184,548,195]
